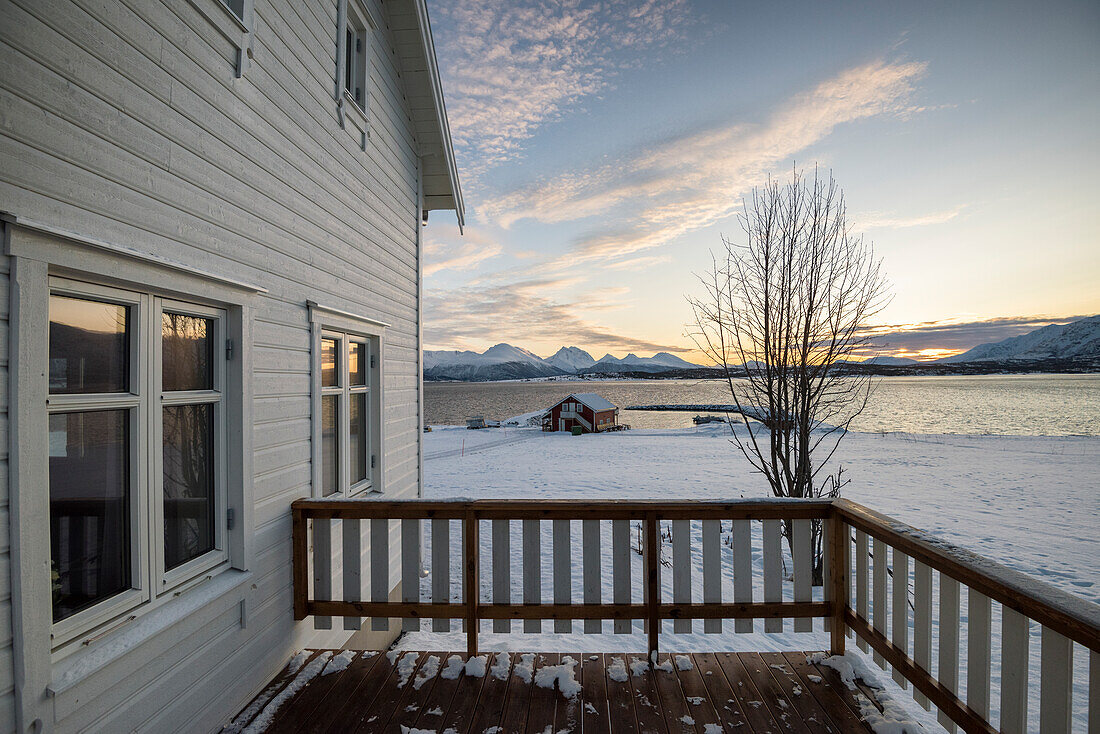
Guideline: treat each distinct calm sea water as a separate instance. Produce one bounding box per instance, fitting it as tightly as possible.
[425,374,1100,436]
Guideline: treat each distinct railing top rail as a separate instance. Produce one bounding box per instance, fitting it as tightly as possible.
[290,497,835,520]
[834,498,1100,652]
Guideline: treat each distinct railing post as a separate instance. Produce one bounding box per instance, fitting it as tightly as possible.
[829,513,848,655]
[292,506,308,621]
[464,509,479,658]
[645,511,659,662]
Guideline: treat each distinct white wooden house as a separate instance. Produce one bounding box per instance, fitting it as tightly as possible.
[0,0,462,731]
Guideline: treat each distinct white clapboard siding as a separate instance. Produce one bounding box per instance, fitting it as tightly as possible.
[314,518,332,630]
[792,519,812,633]
[523,519,541,633]
[582,519,601,634]
[732,519,753,634]
[612,519,631,634]
[872,538,887,668]
[967,589,992,719]
[432,518,450,632]
[401,518,420,632]
[553,519,572,633]
[938,574,961,732]
[855,529,869,652]
[342,518,361,631]
[913,561,932,709]
[370,518,389,631]
[891,549,909,687]
[999,607,1029,733]
[672,519,691,634]
[702,519,721,634]
[1039,626,1073,734]
[492,519,511,633]
[763,520,783,634]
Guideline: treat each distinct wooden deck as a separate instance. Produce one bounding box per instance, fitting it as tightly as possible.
[230,650,884,733]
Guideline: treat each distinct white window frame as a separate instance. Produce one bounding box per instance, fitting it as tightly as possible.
[45,280,231,650]
[309,302,385,498]
[335,0,379,149]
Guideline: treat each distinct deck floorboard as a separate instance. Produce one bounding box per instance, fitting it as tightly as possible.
[237,651,878,733]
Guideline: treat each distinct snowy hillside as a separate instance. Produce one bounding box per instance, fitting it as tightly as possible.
[424,343,703,380]
[545,346,596,372]
[942,315,1100,362]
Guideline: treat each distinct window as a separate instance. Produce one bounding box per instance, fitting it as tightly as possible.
[318,331,375,495]
[220,0,245,20]
[341,1,370,112]
[47,280,227,643]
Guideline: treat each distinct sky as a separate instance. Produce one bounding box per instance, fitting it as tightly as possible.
[421,0,1100,362]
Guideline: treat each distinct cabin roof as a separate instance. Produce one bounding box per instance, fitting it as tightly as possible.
[557,393,617,412]
[389,0,465,228]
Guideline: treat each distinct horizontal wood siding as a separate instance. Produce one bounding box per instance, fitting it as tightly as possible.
[0,0,426,730]
[0,256,12,733]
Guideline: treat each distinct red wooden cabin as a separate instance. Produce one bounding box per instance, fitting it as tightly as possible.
[543,393,619,433]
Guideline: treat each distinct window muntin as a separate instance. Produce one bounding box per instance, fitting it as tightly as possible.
[47,281,228,643]
[319,331,373,496]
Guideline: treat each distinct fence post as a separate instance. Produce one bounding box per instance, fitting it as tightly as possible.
[829,513,848,655]
[292,507,308,621]
[465,509,479,658]
[645,512,660,662]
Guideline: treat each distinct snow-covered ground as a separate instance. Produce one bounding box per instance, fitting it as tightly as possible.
[391,423,1099,731]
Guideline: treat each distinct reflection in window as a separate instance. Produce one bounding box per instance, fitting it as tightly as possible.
[49,295,129,394]
[349,341,365,385]
[49,410,131,622]
[321,338,339,387]
[322,395,339,496]
[350,392,367,484]
[162,312,213,391]
[163,404,215,571]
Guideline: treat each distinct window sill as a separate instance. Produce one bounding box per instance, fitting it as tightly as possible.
[47,569,252,697]
[339,91,370,150]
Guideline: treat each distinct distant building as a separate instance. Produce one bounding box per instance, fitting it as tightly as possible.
[544,393,620,433]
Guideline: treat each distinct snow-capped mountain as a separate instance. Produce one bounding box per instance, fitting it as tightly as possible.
[423,343,704,380]
[861,356,918,366]
[940,315,1100,363]
[546,346,596,373]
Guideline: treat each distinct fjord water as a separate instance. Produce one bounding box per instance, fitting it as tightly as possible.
[425,374,1100,435]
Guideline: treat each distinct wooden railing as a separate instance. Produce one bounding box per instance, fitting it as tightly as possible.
[291,498,1100,733]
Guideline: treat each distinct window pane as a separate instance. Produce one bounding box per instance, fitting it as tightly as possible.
[49,410,130,622]
[162,312,213,391]
[163,404,215,571]
[349,392,367,484]
[344,28,354,93]
[49,295,129,394]
[322,395,339,496]
[321,338,339,387]
[349,342,365,386]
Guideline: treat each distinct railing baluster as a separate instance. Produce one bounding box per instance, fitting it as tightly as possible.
[1090,649,1099,734]
[1040,626,1073,734]
[855,529,869,652]
[913,560,932,709]
[464,511,478,657]
[612,519,631,634]
[732,518,753,633]
[645,512,659,660]
[583,519,601,634]
[553,519,572,633]
[793,518,812,633]
[702,519,721,634]
[891,548,909,687]
[672,518,691,634]
[828,518,848,655]
[431,517,450,632]
[492,518,510,633]
[967,589,992,719]
[822,518,832,635]
[1000,607,1029,733]
[873,538,887,668]
[763,519,782,633]
[292,508,307,621]
[401,518,419,632]
[522,518,541,633]
[314,517,332,630]
[370,518,389,631]
[342,517,361,631]
[938,574,960,733]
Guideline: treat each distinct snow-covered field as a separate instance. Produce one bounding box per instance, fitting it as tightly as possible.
[394,423,1099,731]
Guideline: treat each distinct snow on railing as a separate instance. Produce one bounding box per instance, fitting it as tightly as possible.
[291,498,1100,734]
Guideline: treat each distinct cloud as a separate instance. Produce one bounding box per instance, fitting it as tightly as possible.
[856,205,966,230]
[485,58,928,268]
[430,0,693,177]
[423,229,504,276]
[424,279,689,354]
[858,314,1094,358]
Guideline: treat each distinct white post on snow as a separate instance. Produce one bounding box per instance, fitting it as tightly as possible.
[763,520,783,634]
[672,519,691,634]
[793,519,812,633]
[855,530,869,652]
[582,519,602,634]
[431,518,450,632]
[612,519,631,634]
[891,548,909,687]
[701,519,722,634]
[492,519,511,633]
[733,519,753,633]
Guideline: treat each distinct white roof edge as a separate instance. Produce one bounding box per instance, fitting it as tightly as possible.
[413,0,465,229]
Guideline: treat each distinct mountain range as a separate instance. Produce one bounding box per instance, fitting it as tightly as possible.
[938,315,1100,363]
[424,344,701,381]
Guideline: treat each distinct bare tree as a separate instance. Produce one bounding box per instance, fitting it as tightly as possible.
[688,168,890,584]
